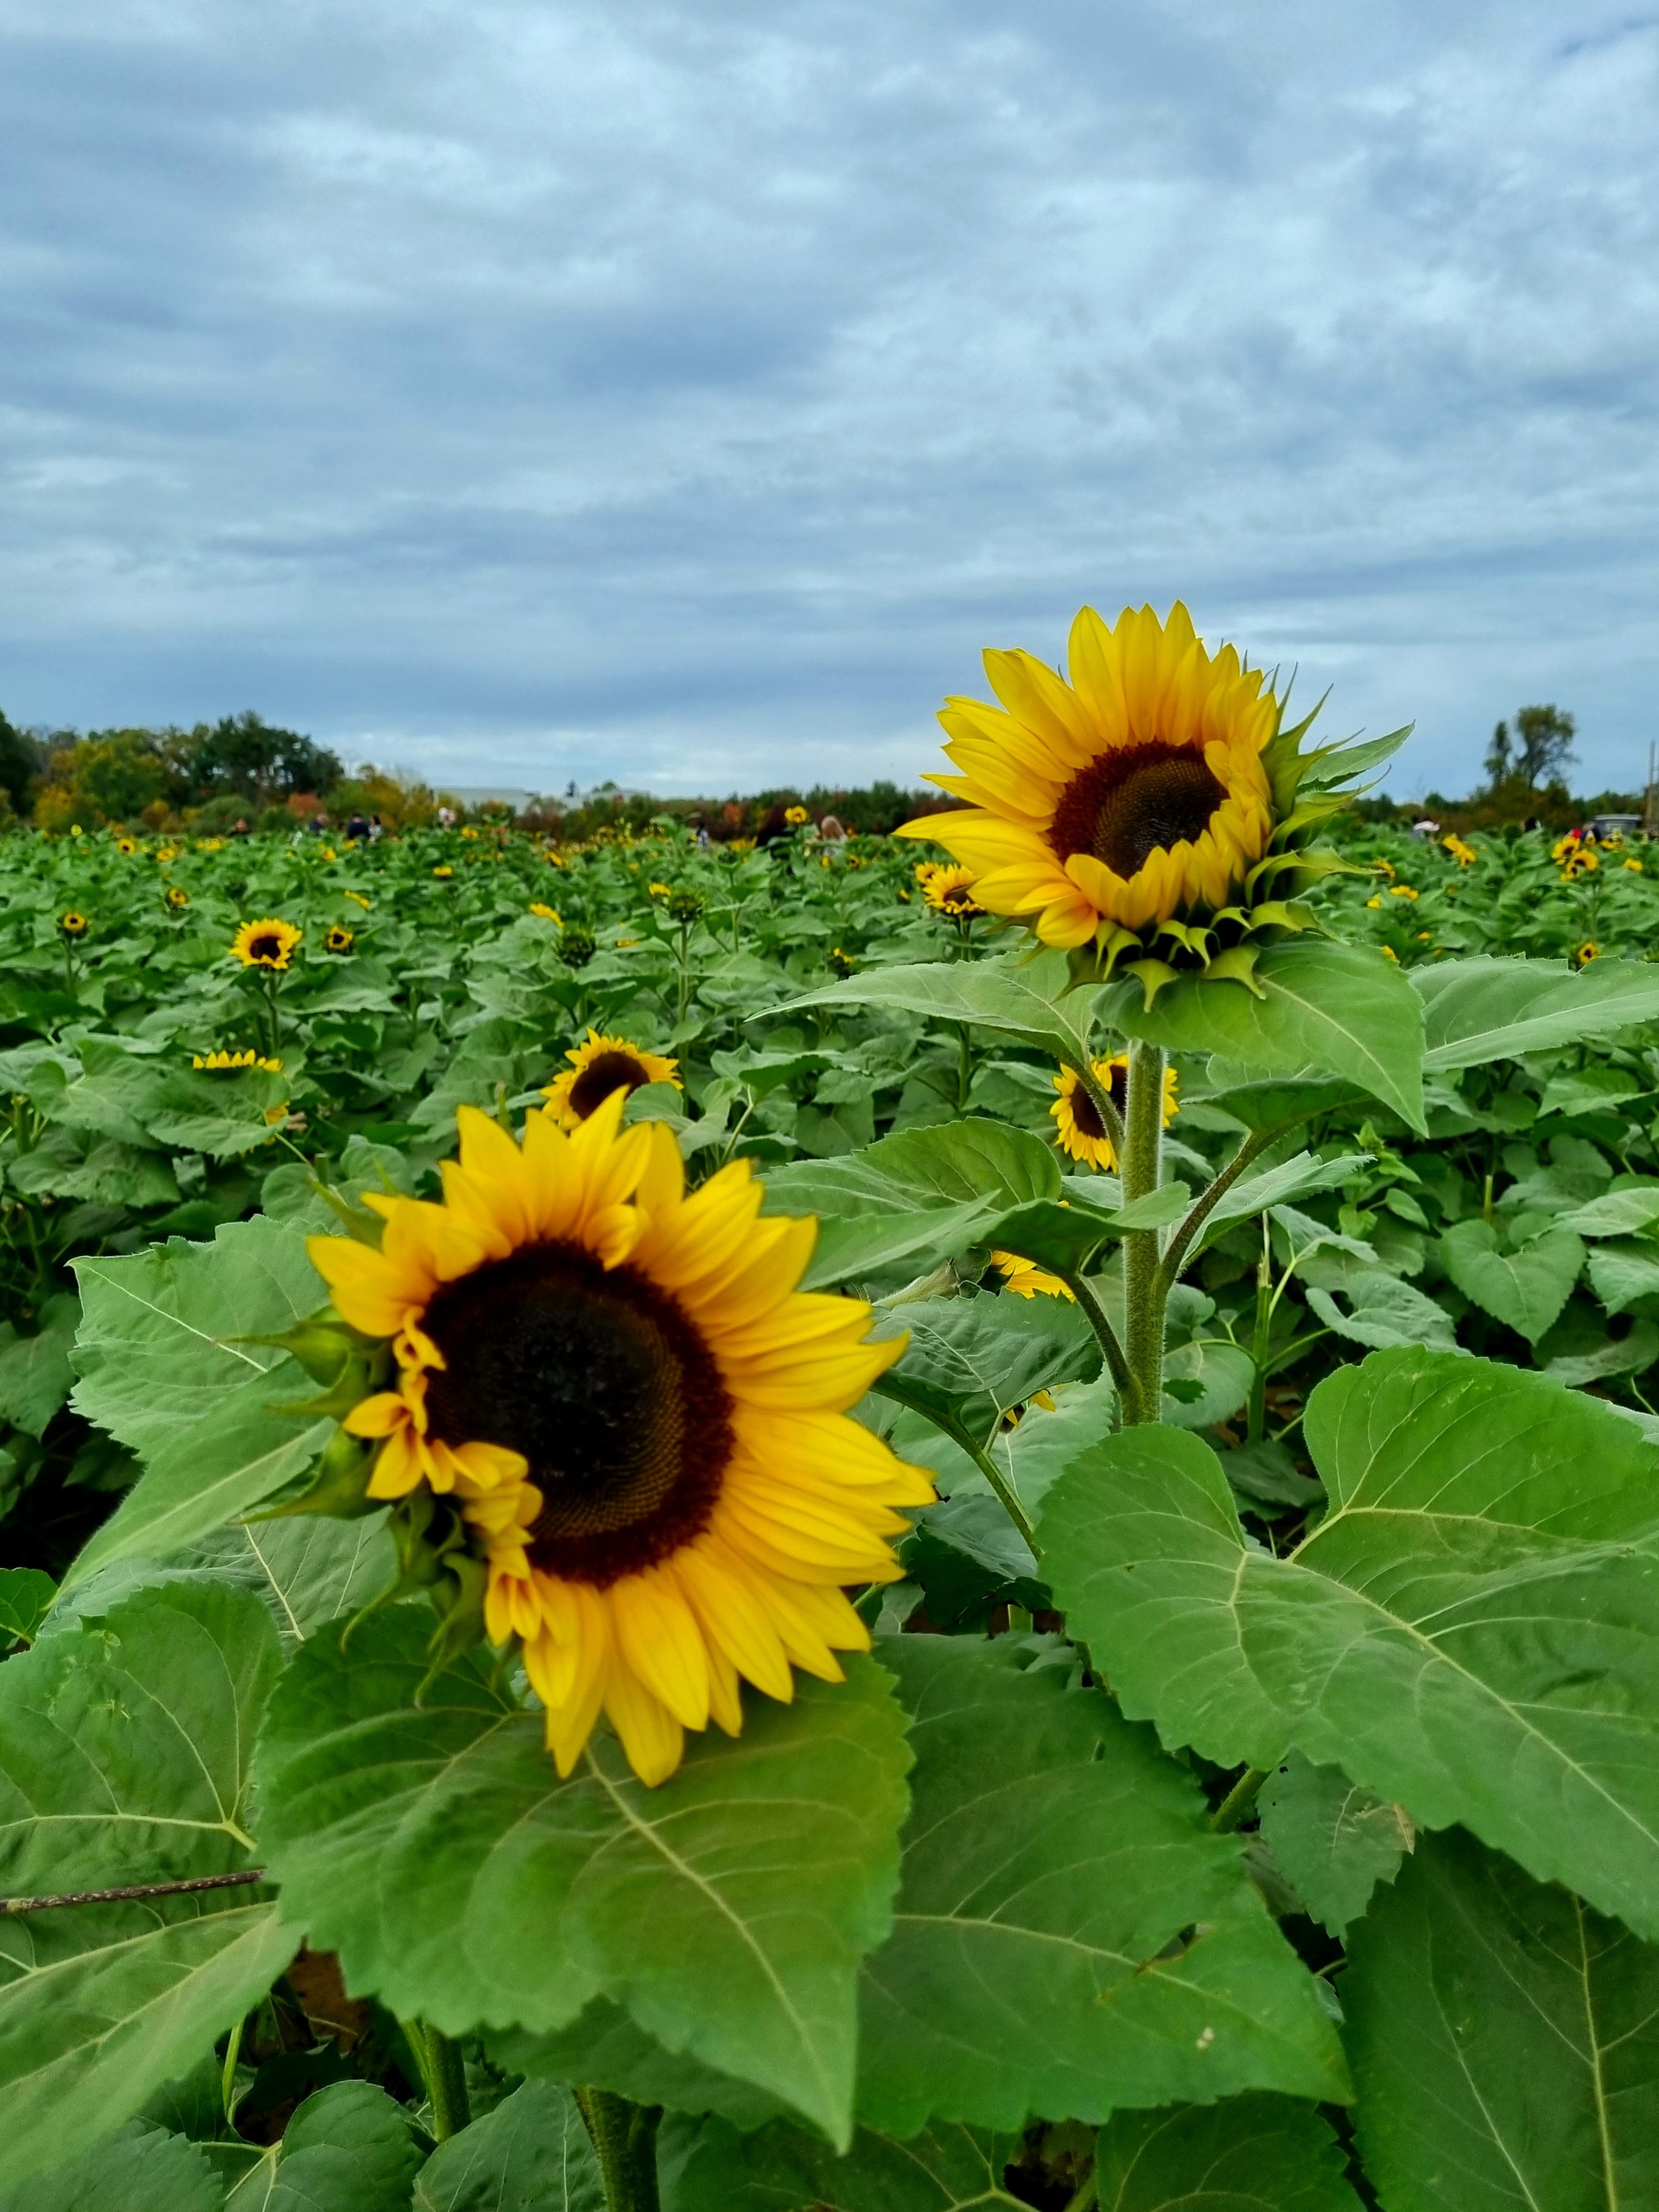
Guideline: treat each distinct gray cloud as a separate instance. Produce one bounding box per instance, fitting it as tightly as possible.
[1,0,1655,797]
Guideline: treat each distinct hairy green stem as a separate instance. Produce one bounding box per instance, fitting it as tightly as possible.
[963,1438,1040,1557]
[575,2087,663,2212]
[1066,1272,1133,1406]
[412,2022,471,2142]
[1154,1127,1273,1298]
[1210,1765,1269,1832]
[1247,1215,1273,1445]
[1120,1040,1168,1424]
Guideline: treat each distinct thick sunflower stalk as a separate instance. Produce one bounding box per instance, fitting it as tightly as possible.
[899,599,1404,1425]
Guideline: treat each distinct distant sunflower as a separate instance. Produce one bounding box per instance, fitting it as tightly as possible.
[1578,940,1601,965]
[433,865,454,879]
[325,925,355,953]
[166,885,190,910]
[993,1251,1074,1300]
[544,1031,680,1131]
[784,805,810,825]
[309,1094,929,1784]
[1051,1052,1179,1171]
[231,918,301,970]
[919,863,984,918]
[529,902,561,923]
[116,837,138,856]
[58,910,88,938]
[192,1048,280,1072]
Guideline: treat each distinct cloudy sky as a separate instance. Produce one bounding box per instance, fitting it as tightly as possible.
[2,1,1655,799]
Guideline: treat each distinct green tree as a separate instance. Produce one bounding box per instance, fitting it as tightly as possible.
[68,731,173,822]
[1512,703,1576,787]
[182,712,342,806]
[1484,718,1513,786]
[0,708,41,816]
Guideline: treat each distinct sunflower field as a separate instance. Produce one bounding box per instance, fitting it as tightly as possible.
[3,605,1659,2212]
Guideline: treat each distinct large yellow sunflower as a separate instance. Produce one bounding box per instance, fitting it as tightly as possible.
[307,1093,929,1785]
[543,1030,681,1131]
[231,918,301,970]
[897,601,1280,948]
[1052,1053,1179,1171]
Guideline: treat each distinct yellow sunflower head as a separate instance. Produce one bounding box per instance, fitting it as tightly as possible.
[897,600,1389,995]
[784,805,810,826]
[433,865,454,879]
[116,837,137,855]
[992,1251,1075,1300]
[306,1092,930,1784]
[1577,940,1601,965]
[919,863,984,918]
[1624,858,1644,873]
[543,1031,681,1132]
[1051,1052,1179,1171]
[325,925,356,953]
[231,917,301,970]
[166,885,190,909]
[58,910,88,937]
[529,902,561,923]
[345,889,371,909]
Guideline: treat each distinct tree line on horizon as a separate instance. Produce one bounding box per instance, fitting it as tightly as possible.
[0,707,955,841]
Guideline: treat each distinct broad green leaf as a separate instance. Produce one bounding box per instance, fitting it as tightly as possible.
[1197,1073,1371,1135]
[1102,940,1427,1131]
[0,1294,79,1438]
[1346,1829,1659,2211]
[0,2121,223,2212]
[1040,1347,1659,1940]
[170,1515,397,1647]
[254,1609,911,2143]
[984,1183,1191,1276]
[1558,1185,1659,1237]
[872,1293,1098,1462]
[1256,1754,1414,1936]
[771,951,1102,1070]
[991,1373,1120,1515]
[1543,1319,1659,1387]
[0,1901,295,2192]
[65,1217,331,1590]
[0,1568,55,1648]
[1092,2095,1363,2210]
[1416,955,1659,1072]
[1206,1153,1371,1231]
[1303,1270,1461,1351]
[1586,1238,1659,1315]
[1439,1218,1584,1341]
[414,2080,604,2211]
[1160,1337,1254,1430]
[0,1581,279,1891]
[900,1494,1043,1627]
[0,1583,295,2186]
[766,1119,1061,1220]
[223,2082,420,2210]
[493,2002,787,2133]
[1539,1064,1647,1122]
[659,2112,1028,2211]
[143,1065,293,1161]
[855,1637,1348,2135]
[802,1200,998,1290]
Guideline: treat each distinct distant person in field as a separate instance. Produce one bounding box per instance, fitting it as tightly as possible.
[347,812,369,842]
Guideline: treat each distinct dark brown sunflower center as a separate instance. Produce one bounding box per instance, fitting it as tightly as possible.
[940,884,975,910]
[1049,741,1225,879]
[1068,1060,1126,1143]
[249,934,284,961]
[568,1051,650,1120]
[422,1242,732,1587]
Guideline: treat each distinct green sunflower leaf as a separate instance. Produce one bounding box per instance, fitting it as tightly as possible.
[1345,1829,1659,2211]
[253,1611,912,2146]
[0,2122,224,2212]
[413,2079,604,2211]
[853,1637,1349,2135]
[1415,955,1659,1071]
[223,2082,420,2210]
[765,1118,1061,1219]
[0,1294,79,1438]
[872,1292,1100,1463]
[1091,2095,1365,2211]
[768,951,1104,1073]
[657,2112,1029,2211]
[1101,938,1427,1131]
[1255,1754,1414,1936]
[0,1583,295,2190]
[1438,1218,1584,1342]
[64,1217,332,1592]
[1040,1346,1659,1940]
[801,1199,1000,1290]
[493,2001,788,2133]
